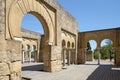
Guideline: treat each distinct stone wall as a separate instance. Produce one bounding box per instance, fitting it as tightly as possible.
[21,28,41,62]
[44,0,78,68]
[0,40,21,80]
[78,28,120,65]
[21,28,41,40]
[86,51,93,61]
[77,33,85,64]
[0,0,21,80]
[1,0,78,79]
[0,0,5,39]
[115,29,120,66]
[44,0,78,34]
[39,0,78,71]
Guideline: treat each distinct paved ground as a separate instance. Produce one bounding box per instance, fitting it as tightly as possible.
[22,60,120,80]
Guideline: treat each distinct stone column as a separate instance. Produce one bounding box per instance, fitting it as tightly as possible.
[84,48,87,63]
[71,50,74,64]
[112,48,116,65]
[74,50,77,64]
[115,47,120,66]
[67,49,71,65]
[22,50,25,63]
[43,45,62,72]
[62,49,67,68]
[77,48,86,64]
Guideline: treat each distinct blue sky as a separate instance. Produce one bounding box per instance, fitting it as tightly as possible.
[57,0,120,32]
[21,14,44,34]
[21,0,120,32]
[21,0,120,50]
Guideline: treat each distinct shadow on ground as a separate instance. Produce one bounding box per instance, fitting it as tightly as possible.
[22,64,44,71]
[87,65,120,80]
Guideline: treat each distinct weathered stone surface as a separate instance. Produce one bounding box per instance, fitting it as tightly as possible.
[21,28,41,39]
[10,73,21,80]
[0,51,9,63]
[0,76,9,80]
[6,40,21,62]
[9,61,21,73]
[86,51,93,61]
[0,63,10,76]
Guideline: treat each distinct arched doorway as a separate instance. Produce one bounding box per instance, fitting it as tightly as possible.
[61,40,66,68]
[85,40,97,64]
[6,0,61,72]
[31,45,37,62]
[21,13,45,71]
[100,39,114,64]
[24,44,30,62]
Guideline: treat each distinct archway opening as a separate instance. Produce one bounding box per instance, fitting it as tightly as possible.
[61,40,67,67]
[21,14,44,34]
[62,40,66,48]
[24,44,30,62]
[86,40,97,63]
[67,41,71,48]
[21,13,46,71]
[72,42,74,49]
[100,39,114,64]
[31,45,37,62]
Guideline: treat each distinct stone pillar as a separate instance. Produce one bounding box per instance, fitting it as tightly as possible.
[22,50,25,63]
[74,49,77,64]
[77,48,85,64]
[67,50,71,65]
[62,49,66,68]
[84,48,87,63]
[43,45,62,72]
[71,50,74,64]
[115,47,120,66]
[113,48,116,65]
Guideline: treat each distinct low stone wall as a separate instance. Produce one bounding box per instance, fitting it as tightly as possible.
[86,51,93,61]
[0,40,21,80]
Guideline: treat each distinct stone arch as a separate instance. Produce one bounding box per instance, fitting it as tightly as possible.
[99,38,115,47]
[84,33,99,48]
[32,45,37,51]
[100,38,113,45]
[6,0,56,45]
[25,44,30,51]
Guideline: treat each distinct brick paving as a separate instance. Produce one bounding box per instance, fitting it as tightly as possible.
[22,60,120,80]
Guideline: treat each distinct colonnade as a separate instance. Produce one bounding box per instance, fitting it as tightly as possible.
[22,50,38,63]
[62,48,76,68]
[84,47,116,65]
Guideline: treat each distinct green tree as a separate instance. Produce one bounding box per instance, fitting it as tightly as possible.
[94,49,98,59]
[100,46,109,59]
[100,40,114,60]
[31,51,35,58]
[87,42,91,51]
